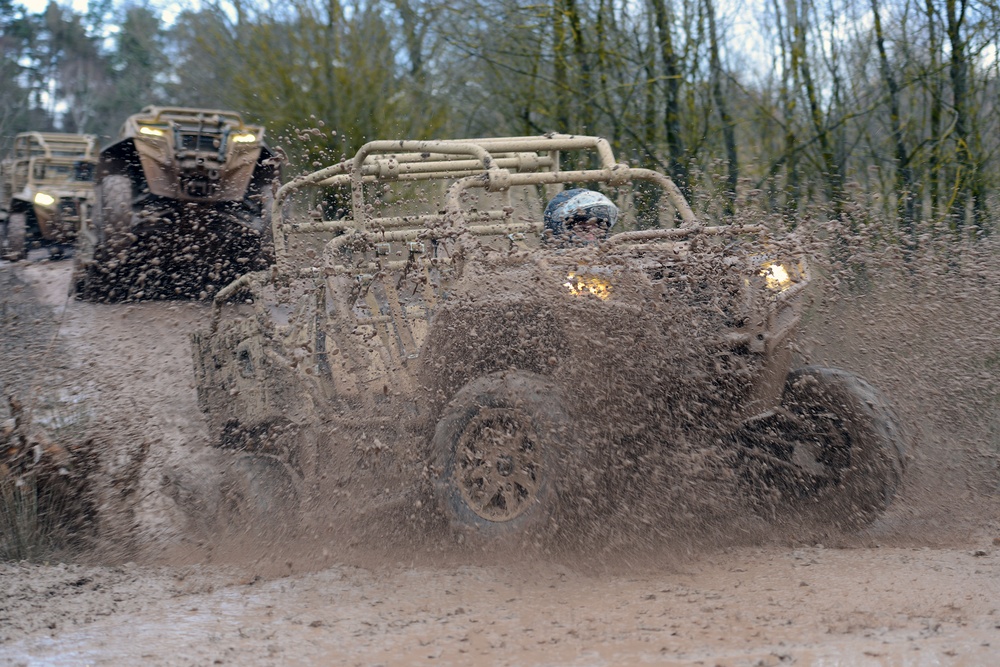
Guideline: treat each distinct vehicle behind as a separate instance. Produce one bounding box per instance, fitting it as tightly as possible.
[74,106,279,300]
[1,132,97,260]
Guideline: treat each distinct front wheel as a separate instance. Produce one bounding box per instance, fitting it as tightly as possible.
[432,371,570,541]
[738,366,906,530]
[78,175,134,300]
[3,212,27,260]
[91,174,133,248]
[220,454,300,535]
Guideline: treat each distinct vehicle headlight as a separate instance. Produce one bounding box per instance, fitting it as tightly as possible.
[139,125,165,137]
[761,262,793,291]
[231,132,257,143]
[564,272,612,300]
[34,192,55,207]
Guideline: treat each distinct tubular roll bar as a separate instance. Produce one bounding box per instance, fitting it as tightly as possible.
[14,132,98,160]
[139,107,246,126]
[270,134,698,271]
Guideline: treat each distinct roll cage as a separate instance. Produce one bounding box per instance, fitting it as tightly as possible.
[213,134,782,311]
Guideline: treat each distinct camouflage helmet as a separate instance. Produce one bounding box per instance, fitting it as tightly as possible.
[543,188,619,237]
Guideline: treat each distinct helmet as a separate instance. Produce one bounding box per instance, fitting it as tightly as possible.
[543,189,619,238]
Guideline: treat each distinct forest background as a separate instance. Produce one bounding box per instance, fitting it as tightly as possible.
[2,0,998,232]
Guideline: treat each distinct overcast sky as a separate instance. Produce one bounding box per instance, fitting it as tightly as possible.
[22,0,191,25]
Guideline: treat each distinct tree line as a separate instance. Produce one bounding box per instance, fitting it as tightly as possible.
[2,0,998,232]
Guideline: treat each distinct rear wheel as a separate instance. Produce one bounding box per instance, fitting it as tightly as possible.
[432,371,570,541]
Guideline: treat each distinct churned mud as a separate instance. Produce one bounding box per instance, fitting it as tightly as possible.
[1,217,1000,665]
[3,545,1000,665]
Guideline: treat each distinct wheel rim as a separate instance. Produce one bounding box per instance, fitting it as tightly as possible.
[454,407,542,522]
[789,407,852,481]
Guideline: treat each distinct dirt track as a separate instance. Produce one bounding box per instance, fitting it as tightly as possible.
[2,256,1000,665]
[3,544,1000,665]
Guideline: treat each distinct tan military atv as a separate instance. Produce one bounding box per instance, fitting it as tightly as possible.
[74,107,279,300]
[192,135,905,539]
[1,132,97,260]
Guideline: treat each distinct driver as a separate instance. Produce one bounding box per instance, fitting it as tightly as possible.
[543,188,619,246]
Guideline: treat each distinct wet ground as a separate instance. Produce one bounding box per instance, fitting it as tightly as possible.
[3,544,1000,665]
[2,254,1000,666]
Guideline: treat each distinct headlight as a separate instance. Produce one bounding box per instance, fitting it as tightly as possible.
[761,263,793,291]
[564,272,612,300]
[231,132,257,143]
[139,125,165,137]
[34,192,55,207]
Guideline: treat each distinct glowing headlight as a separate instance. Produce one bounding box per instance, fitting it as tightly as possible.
[139,125,165,137]
[34,192,55,207]
[564,272,612,300]
[231,132,257,143]
[761,263,793,291]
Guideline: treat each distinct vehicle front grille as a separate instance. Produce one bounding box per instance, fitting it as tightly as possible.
[58,197,81,220]
[179,133,221,152]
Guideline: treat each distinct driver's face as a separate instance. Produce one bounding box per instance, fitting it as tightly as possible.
[567,217,607,243]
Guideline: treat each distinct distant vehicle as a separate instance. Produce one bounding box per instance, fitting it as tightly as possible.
[74,106,279,301]
[192,134,906,541]
[0,132,97,260]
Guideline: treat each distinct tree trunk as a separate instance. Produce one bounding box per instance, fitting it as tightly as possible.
[649,0,689,195]
[945,0,973,231]
[871,0,916,236]
[564,0,593,137]
[705,0,737,215]
[776,0,800,218]
[552,0,570,133]
[925,0,942,219]
[794,0,843,216]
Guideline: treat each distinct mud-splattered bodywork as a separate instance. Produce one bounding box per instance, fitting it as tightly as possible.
[192,136,816,531]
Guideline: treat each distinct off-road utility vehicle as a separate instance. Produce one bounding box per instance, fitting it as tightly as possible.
[75,106,279,300]
[1,132,97,260]
[192,135,905,538]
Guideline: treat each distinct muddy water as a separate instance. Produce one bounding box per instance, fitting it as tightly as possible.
[2,229,1000,666]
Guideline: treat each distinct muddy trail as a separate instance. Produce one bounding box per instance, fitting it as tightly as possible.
[1,218,1000,665]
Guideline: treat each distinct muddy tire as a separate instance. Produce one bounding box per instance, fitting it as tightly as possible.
[92,175,133,247]
[220,454,300,535]
[78,175,133,299]
[256,188,275,262]
[3,212,27,260]
[432,371,569,541]
[745,367,906,530]
[70,224,96,298]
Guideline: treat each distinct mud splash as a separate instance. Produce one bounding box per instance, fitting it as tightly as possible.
[2,194,1000,664]
[1,211,998,563]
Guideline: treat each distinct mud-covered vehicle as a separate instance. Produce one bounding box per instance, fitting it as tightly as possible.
[192,135,905,540]
[1,132,97,260]
[75,107,279,300]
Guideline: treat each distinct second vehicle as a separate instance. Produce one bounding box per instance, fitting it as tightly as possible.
[75,106,279,300]
[1,132,97,261]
